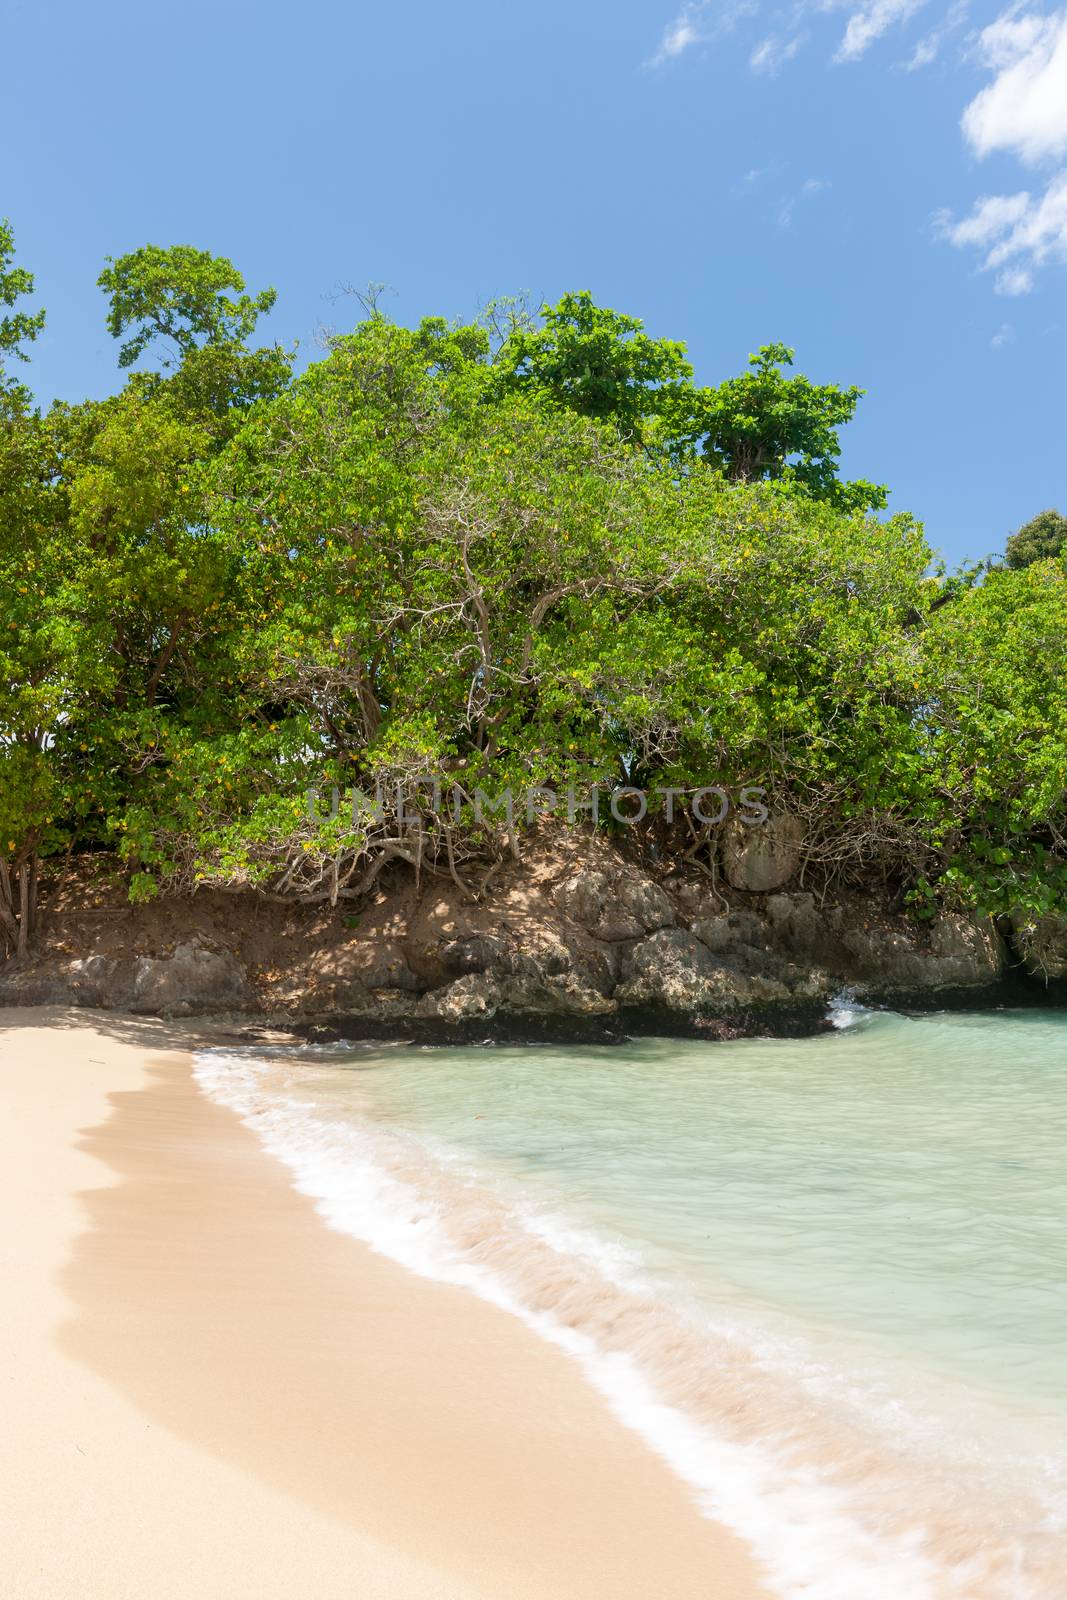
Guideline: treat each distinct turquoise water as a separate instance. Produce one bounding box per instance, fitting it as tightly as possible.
[198,1007,1067,1600]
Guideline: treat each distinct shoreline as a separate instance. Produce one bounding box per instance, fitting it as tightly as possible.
[8,844,1064,1042]
[289,971,1065,1047]
[0,1006,767,1600]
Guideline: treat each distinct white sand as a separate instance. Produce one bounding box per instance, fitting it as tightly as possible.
[0,1008,768,1599]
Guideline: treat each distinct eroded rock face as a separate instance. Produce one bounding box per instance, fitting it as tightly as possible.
[0,939,259,1016]
[553,869,676,942]
[321,939,421,992]
[3,839,1047,1037]
[416,966,616,1023]
[0,954,126,1009]
[722,815,805,893]
[130,940,253,1015]
[1011,914,1067,981]
[615,927,826,1014]
[929,913,1006,985]
[418,971,502,1021]
[687,896,1006,999]
[763,893,837,960]
[841,912,1005,994]
[439,934,509,976]
[691,910,765,954]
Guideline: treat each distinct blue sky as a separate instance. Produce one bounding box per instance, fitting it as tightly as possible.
[6,0,1065,566]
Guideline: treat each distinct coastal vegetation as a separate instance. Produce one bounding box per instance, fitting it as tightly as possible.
[1,225,1065,958]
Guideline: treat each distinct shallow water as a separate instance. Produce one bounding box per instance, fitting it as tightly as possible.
[196,1007,1067,1600]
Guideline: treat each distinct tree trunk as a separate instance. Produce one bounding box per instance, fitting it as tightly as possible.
[0,853,38,960]
[0,861,18,955]
[17,864,30,959]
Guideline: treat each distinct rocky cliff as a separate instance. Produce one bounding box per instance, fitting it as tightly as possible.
[2,832,1060,1041]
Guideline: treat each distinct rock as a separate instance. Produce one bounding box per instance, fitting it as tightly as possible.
[415,942,619,1022]
[554,868,676,942]
[671,881,718,920]
[690,916,731,953]
[278,976,379,1015]
[843,912,1004,994]
[515,937,616,999]
[1010,913,1067,981]
[841,925,926,988]
[5,838,1037,1039]
[0,955,122,1008]
[553,870,609,929]
[616,928,796,1012]
[691,910,765,954]
[339,940,421,992]
[762,893,839,964]
[417,972,502,1021]
[294,981,417,1022]
[722,815,805,893]
[928,913,1005,985]
[616,929,717,1010]
[616,878,676,934]
[439,933,509,977]
[521,930,573,978]
[532,974,617,1015]
[0,953,145,1010]
[130,939,252,1015]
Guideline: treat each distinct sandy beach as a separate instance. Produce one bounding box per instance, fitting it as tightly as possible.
[0,1007,767,1600]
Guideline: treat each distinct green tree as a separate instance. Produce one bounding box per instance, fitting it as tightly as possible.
[0,228,53,951]
[0,393,116,955]
[1005,508,1067,570]
[111,308,936,906]
[494,290,694,449]
[98,243,277,368]
[97,244,291,420]
[116,314,667,900]
[4,249,1063,944]
[495,303,886,508]
[0,219,45,394]
[917,560,1067,919]
[690,343,887,512]
[10,245,296,920]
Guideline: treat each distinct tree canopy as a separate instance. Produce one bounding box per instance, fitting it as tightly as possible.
[1005,508,1067,570]
[98,243,277,368]
[0,220,45,396]
[689,343,887,512]
[493,290,694,448]
[1,238,1064,955]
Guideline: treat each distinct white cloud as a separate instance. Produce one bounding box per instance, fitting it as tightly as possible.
[650,5,704,63]
[962,8,1067,163]
[937,172,1067,291]
[653,0,972,75]
[995,263,1036,292]
[834,0,928,62]
[939,13,1067,293]
[990,320,1016,345]
[777,176,831,226]
[902,0,969,69]
[647,0,755,65]
[750,30,806,71]
[906,34,940,66]
[937,190,1031,247]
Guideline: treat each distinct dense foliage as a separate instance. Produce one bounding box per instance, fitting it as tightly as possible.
[1005,508,1067,571]
[1,228,1064,954]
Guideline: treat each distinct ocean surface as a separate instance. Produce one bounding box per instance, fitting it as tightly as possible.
[196,1004,1067,1600]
